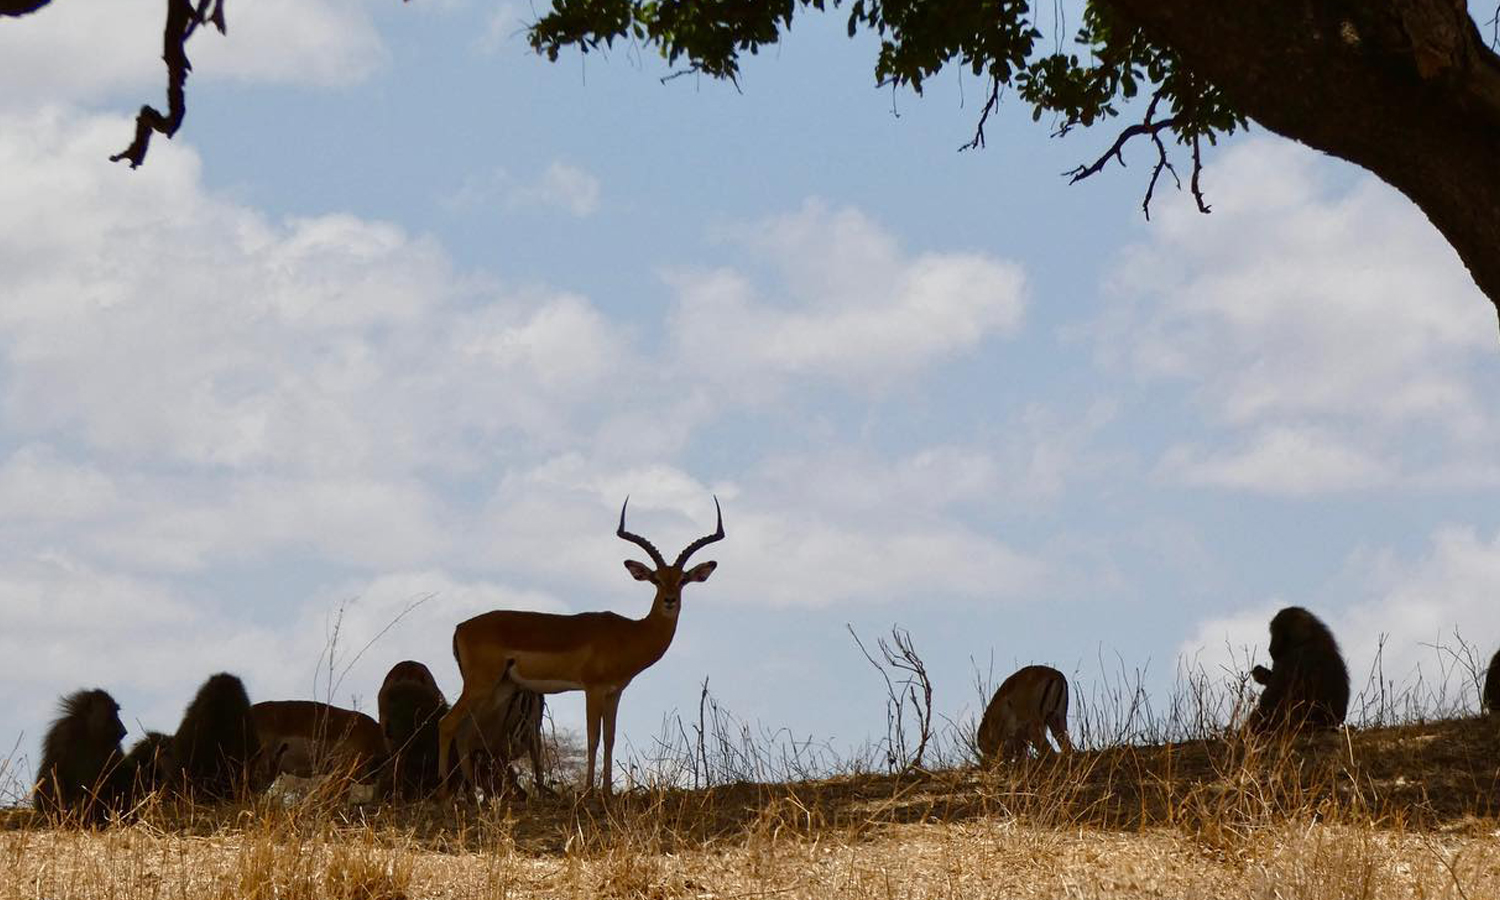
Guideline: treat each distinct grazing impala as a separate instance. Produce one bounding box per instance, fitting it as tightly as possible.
[437,496,724,796]
[976,665,1073,763]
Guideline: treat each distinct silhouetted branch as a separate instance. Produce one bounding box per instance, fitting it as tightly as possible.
[1189,132,1210,214]
[0,0,52,17]
[960,75,1003,152]
[110,0,227,169]
[1066,90,1210,220]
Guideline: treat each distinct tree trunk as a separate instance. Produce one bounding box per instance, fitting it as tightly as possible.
[1109,0,1500,330]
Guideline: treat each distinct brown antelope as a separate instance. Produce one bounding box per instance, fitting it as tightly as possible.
[436,496,724,796]
[976,665,1072,763]
[250,700,388,793]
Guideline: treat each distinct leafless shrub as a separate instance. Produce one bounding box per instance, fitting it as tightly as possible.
[846,624,935,773]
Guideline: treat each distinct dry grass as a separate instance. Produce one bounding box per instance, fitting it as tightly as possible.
[2,715,1497,900]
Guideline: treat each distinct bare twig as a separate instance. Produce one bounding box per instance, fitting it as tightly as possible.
[960,76,1004,152]
[1065,90,1211,220]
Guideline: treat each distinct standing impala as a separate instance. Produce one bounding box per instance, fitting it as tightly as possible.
[437,496,724,796]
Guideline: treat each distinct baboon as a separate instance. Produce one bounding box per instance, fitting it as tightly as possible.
[121,731,181,801]
[378,660,442,706]
[32,688,129,823]
[1484,646,1500,714]
[976,665,1072,764]
[172,672,260,799]
[250,700,387,794]
[1247,606,1350,734]
[451,677,547,800]
[379,666,450,800]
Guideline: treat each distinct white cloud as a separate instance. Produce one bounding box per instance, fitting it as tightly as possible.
[1107,138,1500,495]
[86,475,450,572]
[0,553,281,755]
[1159,426,1394,496]
[444,161,602,217]
[194,0,387,87]
[531,162,601,217]
[668,200,1027,395]
[751,403,1117,515]
[0,444,118,523]
[0,0,385,106]
[468,454,1045,609]
[0,109,625,480]
[721,511,1045,607]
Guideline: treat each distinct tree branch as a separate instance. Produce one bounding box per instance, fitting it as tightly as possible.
[960,75,1003,152]
[109,0,226,169]
[0,0,52,16]
[1065,91,1210,220]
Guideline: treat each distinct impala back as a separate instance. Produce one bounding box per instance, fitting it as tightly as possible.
[250,700,387,785]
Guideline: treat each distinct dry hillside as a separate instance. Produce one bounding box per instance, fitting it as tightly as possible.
[2,716,1497,899]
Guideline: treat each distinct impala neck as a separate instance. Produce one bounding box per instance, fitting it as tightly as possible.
[632,593,680,657]
[644,593,680,629]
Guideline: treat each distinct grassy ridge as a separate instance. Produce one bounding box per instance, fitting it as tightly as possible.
[2,715,1496,899]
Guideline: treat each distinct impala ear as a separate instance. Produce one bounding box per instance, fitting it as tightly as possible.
[683,560,717,583]
[624,560,656,582]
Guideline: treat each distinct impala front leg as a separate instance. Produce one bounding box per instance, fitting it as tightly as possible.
[601,690,622,796]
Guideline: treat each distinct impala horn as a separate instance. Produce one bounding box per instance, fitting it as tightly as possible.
[617,496,667,568]
[673,495,725,568]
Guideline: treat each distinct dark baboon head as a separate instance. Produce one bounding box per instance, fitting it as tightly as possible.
[379,660,440,699]
[380,678,449,800]
[172,672,259,800]
[1249,606,1350,735]
[1484,646,1500,715]
[33,688,128,823]
[122,731,181,800]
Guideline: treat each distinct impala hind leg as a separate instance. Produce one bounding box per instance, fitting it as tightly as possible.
[1047,712,1073,754]
[1028,721,1054,757]
[584,688,604,795]
[436,691,481,800]
[601,690,622,797]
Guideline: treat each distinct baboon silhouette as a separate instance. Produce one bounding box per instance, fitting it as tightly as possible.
[32,688,128,823]
[121,730,181,801]
[1483,647,1500,715]
[380,676,449,800]
[1248,606,1350,734]
[172,673,259,799]
[378,660,441,702]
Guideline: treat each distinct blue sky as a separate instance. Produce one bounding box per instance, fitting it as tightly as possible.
[2,0,1499,786]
